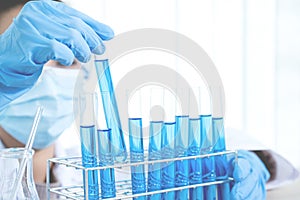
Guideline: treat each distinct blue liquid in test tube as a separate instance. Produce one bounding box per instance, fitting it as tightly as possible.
[213,117,230,200]
[147,121,163,200]
[129,118,146,200]
[79,93,99,200]
[161,122,176,200]
[200,115,217,200]
[188,118,203,200]
[94,59,127,162]
[98,129,116,199]
[80,126,99,200]
[175,116,189,200]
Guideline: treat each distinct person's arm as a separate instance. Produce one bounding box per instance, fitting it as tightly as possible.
[0,0,114,110]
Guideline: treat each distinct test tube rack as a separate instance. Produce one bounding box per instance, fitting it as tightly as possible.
[46,150,237,200]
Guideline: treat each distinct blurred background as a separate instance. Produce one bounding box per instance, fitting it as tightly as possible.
[68,0,300,168]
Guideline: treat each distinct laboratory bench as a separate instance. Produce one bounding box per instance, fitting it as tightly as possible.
[267,177,300,200]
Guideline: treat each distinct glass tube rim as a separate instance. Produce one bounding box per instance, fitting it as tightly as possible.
[97,128,112,133]
[128,117,142,121]
[149,120,164,123]
[200,114,212,117]
[95,59,109,62]
[212,117,223,120]
[164,121,176,125]
[189,117,201,121]
[175,115,189,118]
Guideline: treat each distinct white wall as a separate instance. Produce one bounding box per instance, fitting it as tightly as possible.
[69,0,300,167]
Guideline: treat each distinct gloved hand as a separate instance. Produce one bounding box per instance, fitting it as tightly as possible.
[229,150,270,200]
[0,0,114,109]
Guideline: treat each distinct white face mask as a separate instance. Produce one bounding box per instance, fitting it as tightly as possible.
[0,66,79,149]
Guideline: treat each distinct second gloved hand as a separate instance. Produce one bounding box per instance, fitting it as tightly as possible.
[229,150,270,200]
[0,0,114,109]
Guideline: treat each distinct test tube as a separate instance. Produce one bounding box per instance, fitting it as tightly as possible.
[161,122,176,199]
[94,59,127,162]
[147,121,163,200]
[200,115,217,200]
[212,117,230,200]
[129,118,146,200]
[175,116,189,200]
[98,129,116,199]
[188,118,203,200]
[79,92,99,200]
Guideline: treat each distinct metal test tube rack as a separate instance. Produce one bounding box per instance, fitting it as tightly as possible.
[46,37,230,199]
[46,150,237,200]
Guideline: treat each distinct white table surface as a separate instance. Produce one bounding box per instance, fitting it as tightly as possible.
[267,177,300,200]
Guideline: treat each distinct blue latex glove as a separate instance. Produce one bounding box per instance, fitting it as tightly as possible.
[0,0,114,110]
[229,150,270,200]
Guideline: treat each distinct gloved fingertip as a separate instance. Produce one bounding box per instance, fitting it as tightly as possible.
[77,53,91,63]
[56,58,73,66]
[97,25,114,40]
[101,30,114,40]
[231,191,243,200]
[233,159,251,181]
[92,43,105,55]
[230,188,240,200]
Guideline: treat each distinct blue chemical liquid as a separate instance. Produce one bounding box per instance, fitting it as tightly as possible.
[175,116,189,200]
[147,152,162,200]
[80,125,99,200]
[161,122,175,200]
[130,151,146,200]
[95,59,127,162]
[188,118,203,200]
[129,118,146,200]
[147,121,163,200]
[100,168,116,199]
[98,129,116,199]
[189,158,204,200]
[161,161,175,200]
[130,152,146,200]
[189,156,203,200]
[202,156,217,200]
[161,154,175,187]
[213,117,230,200]
[200,115,217,200]
[130,152,146,190]
[175,159,189,200]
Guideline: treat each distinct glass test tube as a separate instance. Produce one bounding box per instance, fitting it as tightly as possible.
[213,117,230,200]
[175,116,189,200]
[94,59,127,162]
[129,118,146,200]
[98,129,116,199]
[161,122,176,200]
[147,121,163,200]
[188,118,203,200]
[79,92,99,200]
[200,115,217,200]
[0,148,39,200]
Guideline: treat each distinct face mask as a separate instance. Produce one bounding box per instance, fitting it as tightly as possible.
[0,66,79,149]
